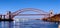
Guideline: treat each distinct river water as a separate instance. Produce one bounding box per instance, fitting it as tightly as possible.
[0,19,59,28]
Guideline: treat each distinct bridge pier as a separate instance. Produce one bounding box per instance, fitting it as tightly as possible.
[8,11,13,21]
[0,15,2,20]
[49,10,54,17]
[3,15,5,20]
[0,11,13,21]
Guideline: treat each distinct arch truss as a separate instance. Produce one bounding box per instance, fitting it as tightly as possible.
[7,8,50,19]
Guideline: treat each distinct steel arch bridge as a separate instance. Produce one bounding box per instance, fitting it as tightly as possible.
[6,8,53,20]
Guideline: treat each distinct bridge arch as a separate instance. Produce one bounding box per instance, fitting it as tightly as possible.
[11,8,49,18]
[12,8,48,15]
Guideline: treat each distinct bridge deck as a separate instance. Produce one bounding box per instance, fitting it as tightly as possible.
[17,14,49,16]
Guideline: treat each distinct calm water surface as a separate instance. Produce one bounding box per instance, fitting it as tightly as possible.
[0,19,58,28]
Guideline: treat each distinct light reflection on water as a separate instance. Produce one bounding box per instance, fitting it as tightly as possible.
[0,19,59,28]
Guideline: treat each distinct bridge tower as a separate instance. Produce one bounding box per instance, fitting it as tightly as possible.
[49,9,54,17]
[8,11,13,20]
[6,11,13,21]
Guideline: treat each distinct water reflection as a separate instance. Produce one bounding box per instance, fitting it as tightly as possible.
[0,19,59,28]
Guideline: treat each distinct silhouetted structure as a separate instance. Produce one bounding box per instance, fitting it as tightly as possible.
[0,11,13,21]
